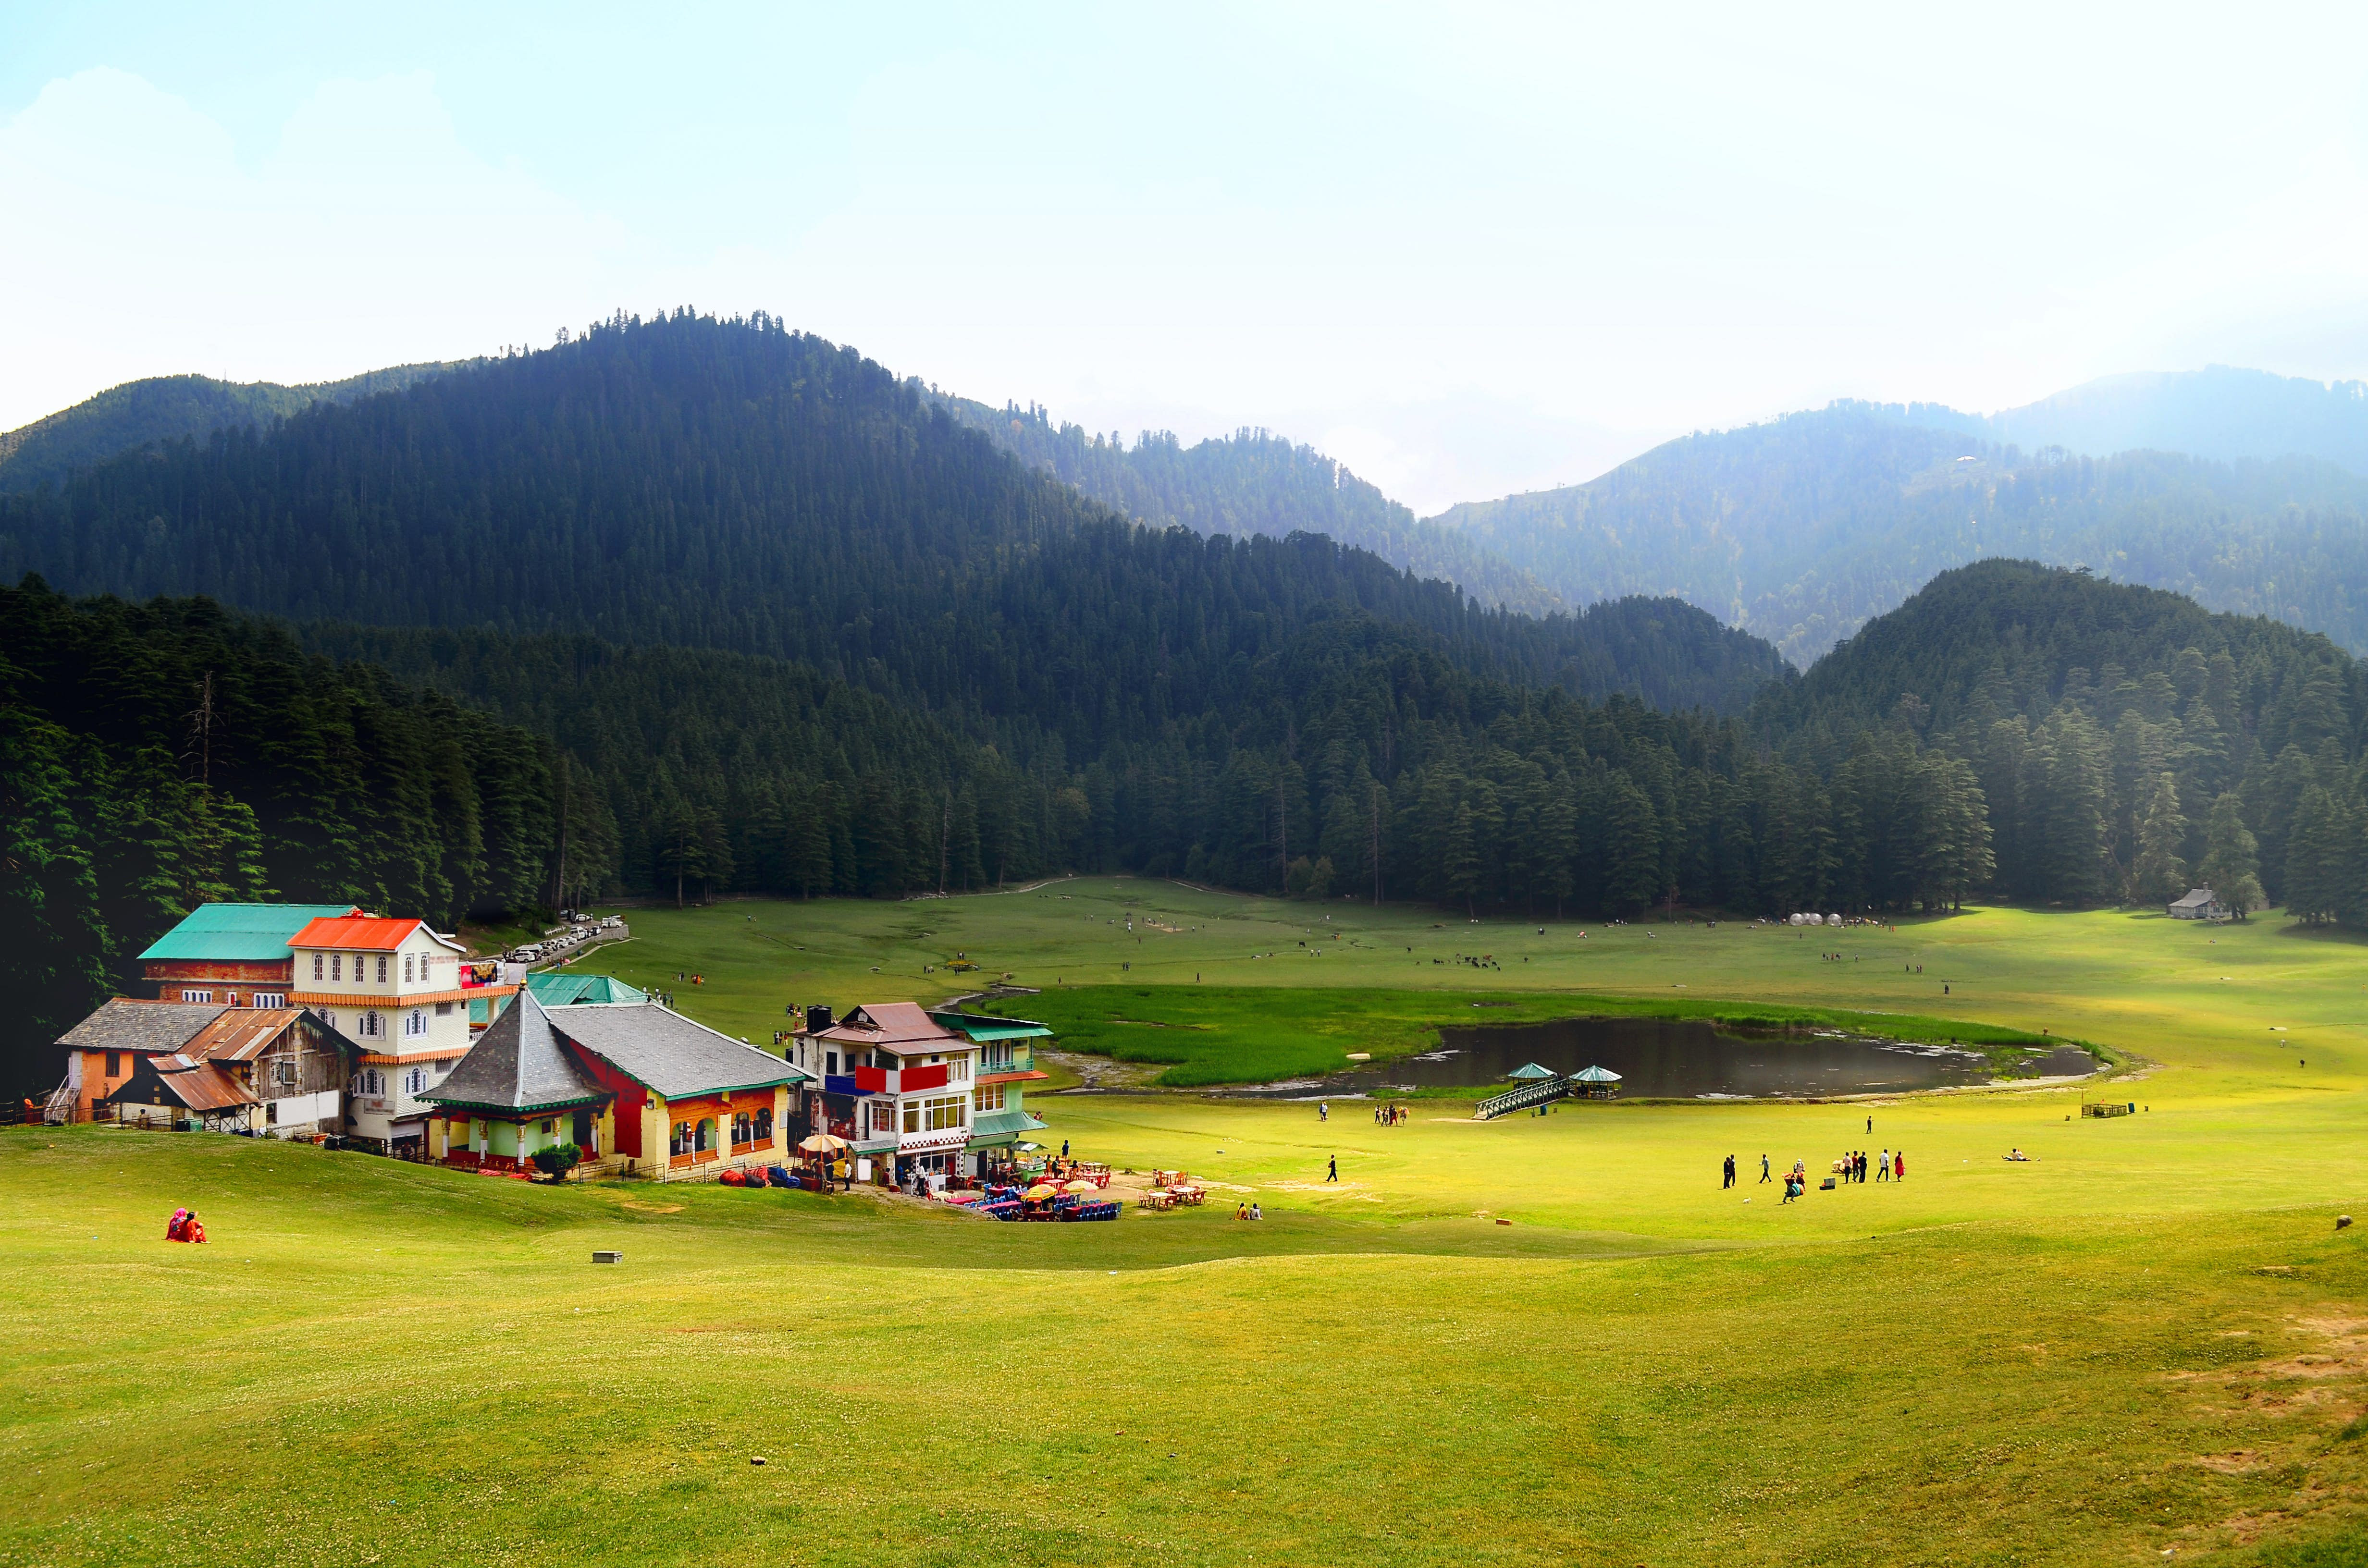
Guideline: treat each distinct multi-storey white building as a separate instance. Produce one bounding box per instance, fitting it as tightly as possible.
[288,912,481,1153]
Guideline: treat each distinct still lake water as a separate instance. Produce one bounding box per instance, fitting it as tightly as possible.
[1244,1016,2097,1100]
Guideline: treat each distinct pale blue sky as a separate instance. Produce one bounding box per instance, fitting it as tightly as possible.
[8,2,2368,510]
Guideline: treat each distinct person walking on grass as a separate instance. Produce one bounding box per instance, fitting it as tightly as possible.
[1895,1150,1905,1181]
[1723,1154,1735,1189]
[1319,1102,1328,1124]
[1877,1148,1889,1183]
[1760,1153,1771,1184]
[1326,1156,1338,1183]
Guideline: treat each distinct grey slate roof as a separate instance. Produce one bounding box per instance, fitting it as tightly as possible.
[548,1002,811,1100]
[422,992,608,1115]
[57,999,227,1054]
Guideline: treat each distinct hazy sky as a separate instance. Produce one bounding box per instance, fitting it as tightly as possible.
[9,2,2368,512]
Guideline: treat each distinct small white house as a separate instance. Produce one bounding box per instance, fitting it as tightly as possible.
[2167,888,2228,921]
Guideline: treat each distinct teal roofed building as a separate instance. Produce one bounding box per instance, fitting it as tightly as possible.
[471,971,647,1027]
[136,902,363,1005]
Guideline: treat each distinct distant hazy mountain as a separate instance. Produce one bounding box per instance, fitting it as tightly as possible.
[929,393,1566,616]
[1433,398,2368,663]
[0,363,465,492]
[1980,366,2368,473]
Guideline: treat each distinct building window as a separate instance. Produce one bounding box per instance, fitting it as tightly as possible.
[253,993,284,1009]
[181,989,212,1003]
[403,954,414,983]
[901,1095,966,1133]
[950,1054,970,1082]
[330,954,341,982]
[404,1009,427,1038]
[826,1050,839,1075]
[732,1111,752,1145]
[405,1067,426,1095]
[356,1011,382,1039]
[104,1051,121,1078]
[434,1001,452,1017]
[376,955,388,984]
[312,954,323,981]
[975,1082,1006,1113]
[752,1106,773,1142]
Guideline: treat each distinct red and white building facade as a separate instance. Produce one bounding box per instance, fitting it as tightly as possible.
[286,913,510,1152]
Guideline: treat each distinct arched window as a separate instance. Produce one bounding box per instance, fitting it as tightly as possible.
[331,955,342,981]
[404,1009,427,1038]
[403,954,414,983]
[312,954,323,981]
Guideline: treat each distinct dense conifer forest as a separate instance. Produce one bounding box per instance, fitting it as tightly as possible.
[928,392,1563,616]
[0,579,554,1092]
[0,314,1776,723]
[0,363,461,495]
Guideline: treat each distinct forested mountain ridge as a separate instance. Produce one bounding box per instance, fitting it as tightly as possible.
[0,362,465,494]
[1429,403,2368,662]
[1757,559,2368,915]
[0,312,1782,723]
[929,392,1566,616]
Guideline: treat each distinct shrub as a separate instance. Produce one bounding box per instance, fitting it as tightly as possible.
[531,1142,583,1179]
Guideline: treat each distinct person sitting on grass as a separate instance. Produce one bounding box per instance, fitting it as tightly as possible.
[165,1208,190,1241]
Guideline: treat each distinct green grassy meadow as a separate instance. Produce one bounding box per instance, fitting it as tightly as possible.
[9,880,2368,1565]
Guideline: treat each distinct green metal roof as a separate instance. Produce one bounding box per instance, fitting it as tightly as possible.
[525,972,647,1006]
[967,1108,1049,1145]
[1571,1065,1623,1082]
[1505,1062,1559,1080]
[137,903,361,963]
[471,973,645,1025]
[929,1010,1053,1041]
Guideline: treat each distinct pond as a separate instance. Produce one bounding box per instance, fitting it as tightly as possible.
[1233,1015,2097,1100]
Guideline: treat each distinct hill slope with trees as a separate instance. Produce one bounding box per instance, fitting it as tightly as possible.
[930,393,1565,616]
[0,363,463,495]
[1754,559,2367,915]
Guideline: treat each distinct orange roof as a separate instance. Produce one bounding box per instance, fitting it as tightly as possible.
[288,916,463,953]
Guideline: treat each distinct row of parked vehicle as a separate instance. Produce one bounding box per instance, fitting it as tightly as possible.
[505,915,626,967]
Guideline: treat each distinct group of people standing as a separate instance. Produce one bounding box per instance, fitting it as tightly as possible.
[1730,1146,1906,1197]
[1834,1149,1905,1183]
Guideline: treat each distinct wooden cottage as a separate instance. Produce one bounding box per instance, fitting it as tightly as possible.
[63,999,351,1135]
